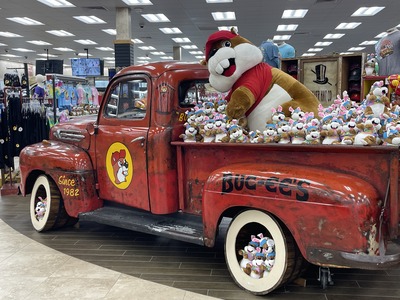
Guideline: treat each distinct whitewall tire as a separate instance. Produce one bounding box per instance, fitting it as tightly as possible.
[224,210,297,295]
[30,175,67,232]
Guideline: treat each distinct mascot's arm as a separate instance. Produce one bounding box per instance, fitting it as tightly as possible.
[271,68,320,117]
[226,86,256,119]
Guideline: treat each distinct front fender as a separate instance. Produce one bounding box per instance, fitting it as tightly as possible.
[20,140,102,217]
[202,163,382,266]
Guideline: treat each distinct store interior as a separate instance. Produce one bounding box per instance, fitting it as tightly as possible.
[1,1,400,299]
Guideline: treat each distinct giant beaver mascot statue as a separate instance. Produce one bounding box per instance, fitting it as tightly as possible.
[201,28,320,132]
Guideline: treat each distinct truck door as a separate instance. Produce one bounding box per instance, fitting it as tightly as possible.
[95,75,150,211]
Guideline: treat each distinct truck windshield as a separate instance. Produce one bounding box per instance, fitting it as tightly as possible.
[105,78,148,120]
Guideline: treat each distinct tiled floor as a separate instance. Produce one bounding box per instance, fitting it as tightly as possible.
[1,194,400,299]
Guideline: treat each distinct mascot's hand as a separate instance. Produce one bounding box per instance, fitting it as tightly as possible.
[226,86,256,120]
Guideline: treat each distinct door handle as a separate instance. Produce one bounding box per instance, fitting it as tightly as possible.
[131,136,146,146]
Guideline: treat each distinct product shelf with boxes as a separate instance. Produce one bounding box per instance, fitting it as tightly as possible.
[361,75,388,100]
[281,53,365,106]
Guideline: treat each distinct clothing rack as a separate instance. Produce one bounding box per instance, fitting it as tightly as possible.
[46,74,87,124]
[1,87,22,195]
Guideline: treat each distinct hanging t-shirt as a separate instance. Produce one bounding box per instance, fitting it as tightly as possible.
[84,86,92,104]
[33,86,45,99]
[259,40,280,68]
[76,85,85,105]
[375,29,400,76]
[278,43,296,59]
[91,86,99,105]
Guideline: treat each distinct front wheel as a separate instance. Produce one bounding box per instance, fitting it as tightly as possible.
[30,175,71,232]
[225,210,298,295]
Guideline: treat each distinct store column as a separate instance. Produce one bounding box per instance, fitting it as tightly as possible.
[115,7,134,69]
[173,46,181,61]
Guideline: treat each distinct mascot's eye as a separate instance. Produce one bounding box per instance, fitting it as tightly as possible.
[221,40,231,48]
[209,48,218,59]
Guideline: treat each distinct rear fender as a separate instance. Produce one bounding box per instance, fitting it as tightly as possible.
[202,163,382,263]
[20,140,102,217]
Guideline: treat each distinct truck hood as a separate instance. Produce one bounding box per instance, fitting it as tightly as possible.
[50,115,97,150]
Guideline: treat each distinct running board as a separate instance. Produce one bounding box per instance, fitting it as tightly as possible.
[79,205,205,246]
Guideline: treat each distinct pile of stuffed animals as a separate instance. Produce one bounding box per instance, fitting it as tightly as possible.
[180,28,400,146]
[238,233,275,279]
[179,80,400,146]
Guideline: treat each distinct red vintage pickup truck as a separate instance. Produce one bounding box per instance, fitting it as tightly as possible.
[19,61,400,295]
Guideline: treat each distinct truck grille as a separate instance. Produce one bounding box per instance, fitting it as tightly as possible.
[54,129,85,142]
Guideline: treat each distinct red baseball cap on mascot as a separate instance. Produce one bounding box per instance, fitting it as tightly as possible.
[205,30,238,61]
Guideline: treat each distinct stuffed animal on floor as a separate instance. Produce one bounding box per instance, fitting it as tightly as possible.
[201,28,320,132]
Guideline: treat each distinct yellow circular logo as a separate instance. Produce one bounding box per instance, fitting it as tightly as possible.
[106,142,133,189]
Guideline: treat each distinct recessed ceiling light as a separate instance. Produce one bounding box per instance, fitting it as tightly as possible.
[273,35,291,41]
[307,48,323,52]
[12,48,35,52]
[46,30,74,36]
[138,46,156,50]
[160,56,173,59]
[189,51,203,55]
[1,54,21,58]
[122,0,153,5]
[132,38,144,43]
[359,41,378,46]
[182,45,198,49]
[340,52,354,55]
[77,53,92,57]
[282,9,308,19]
[0,43,7,46]
[0,32,22,37]
[212,11,236,21]
[53,47,75,51]
[102,29,117,35]
[172,37,191,43]
[27,40,52,45]
[352,6,384,17]
[195,55,205,59]
[103,57,115,60]
[37,53,58,57]
[159,27,182,34]
[73,15,106,24]
[315,41,332,46]
[277,24,298,31]
[74,39,97,45]
[36,0,75,8]
[137,56,151,60]
[324,33,345,39]
[150,51,165,55]
[218,26,238,32]
[206,0,233,3]
[375,32,387,38]
[96,47,114,51]
[142,14,170,22]
[348,47,365,51]
[7,17,44,26]
[335,22,361,30]
[301,53,316,57]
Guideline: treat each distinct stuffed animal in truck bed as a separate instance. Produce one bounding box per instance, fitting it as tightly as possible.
[201,28,320,132]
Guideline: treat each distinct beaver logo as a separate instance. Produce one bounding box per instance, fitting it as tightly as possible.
[112,149,129,184]
[106,142,133,189]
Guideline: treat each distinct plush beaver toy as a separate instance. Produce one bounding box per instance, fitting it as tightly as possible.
[201,28,320,132]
